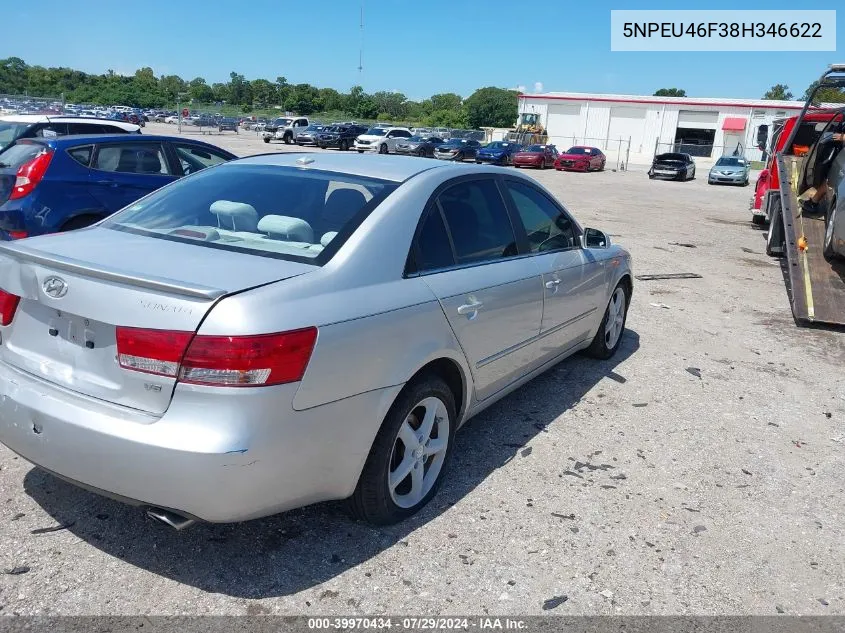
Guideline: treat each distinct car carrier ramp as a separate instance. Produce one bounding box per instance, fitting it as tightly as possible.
[776,154,845,326]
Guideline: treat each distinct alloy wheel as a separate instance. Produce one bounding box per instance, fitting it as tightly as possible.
[604,287,626,349]
[387,396,450,509]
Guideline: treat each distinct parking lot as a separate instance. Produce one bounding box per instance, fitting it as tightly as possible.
[1,122,843,616]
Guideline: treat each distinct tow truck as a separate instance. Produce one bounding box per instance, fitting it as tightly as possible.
[764,64,845,326]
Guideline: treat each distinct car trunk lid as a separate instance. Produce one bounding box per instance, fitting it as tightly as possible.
[0,227,315,415]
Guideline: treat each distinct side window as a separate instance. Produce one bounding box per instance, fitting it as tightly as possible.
[397,130,412,138]
[504,180,577,253]
[92,143,171,175]
[67,145,93,167]
[172,143,230,175]
[438,179,517,265]
[35,123,68,138]
[414,206,455,272]
[101,124,130,135]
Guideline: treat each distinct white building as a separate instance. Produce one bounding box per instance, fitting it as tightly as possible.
[516,91,813,167]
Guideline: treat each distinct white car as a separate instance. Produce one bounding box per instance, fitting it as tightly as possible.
[354,126,414,154]
[0,115,141,151]
[165,115,179,124]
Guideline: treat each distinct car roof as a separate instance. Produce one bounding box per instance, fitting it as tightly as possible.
[0,114,140,131]
[234,152,494,182]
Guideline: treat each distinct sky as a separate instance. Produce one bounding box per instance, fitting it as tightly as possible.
[1,0,841,101]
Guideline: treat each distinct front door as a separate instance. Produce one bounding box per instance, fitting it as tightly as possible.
[501,178,605,362]
[412,177,543,401]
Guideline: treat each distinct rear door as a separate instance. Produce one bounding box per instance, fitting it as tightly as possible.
[88,141,177,212]
[501,177,604,362]
[411,176,543,401]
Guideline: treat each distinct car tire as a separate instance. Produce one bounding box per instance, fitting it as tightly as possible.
[349,374,457,525]
[743,178,749,186]
[419,149,427,158]
[263,137,270,144]
[823,199,839,260]
[379,144,388,154]
[284,133,293,145]
[751,214,766,226]
[339,139,349,151]
[585,281,630,360]
[358,150,364,154]
[539,161,546,170]
[475,160,481,164]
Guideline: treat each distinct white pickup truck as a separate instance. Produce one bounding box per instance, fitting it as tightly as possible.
[262,116,310,144]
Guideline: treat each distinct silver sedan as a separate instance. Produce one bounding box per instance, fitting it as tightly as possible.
[0,154,633,527]
[708,156,750,186]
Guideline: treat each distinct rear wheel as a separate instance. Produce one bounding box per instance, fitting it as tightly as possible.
[358,150,364,154]
[585,282,629,360]
[263,137,270,143]
[61,214,100,232]
[284,133,293,145]
[349,375,456,525]
[751,214,766,226]
[339,139,349,151]
[379,143,388,154]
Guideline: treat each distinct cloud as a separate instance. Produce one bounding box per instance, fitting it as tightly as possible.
[534,81,544,93]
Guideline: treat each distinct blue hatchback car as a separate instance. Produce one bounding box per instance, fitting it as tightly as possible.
[0,134,237,239]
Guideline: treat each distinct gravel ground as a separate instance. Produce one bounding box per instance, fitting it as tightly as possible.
[1,123,843,616]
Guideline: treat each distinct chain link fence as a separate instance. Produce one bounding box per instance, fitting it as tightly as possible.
[654,141,764,163]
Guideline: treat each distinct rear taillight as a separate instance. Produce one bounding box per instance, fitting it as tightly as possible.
[10,150,54,200]
[0,289,21,326]
[8,230,28,240]
[115,326,317,387]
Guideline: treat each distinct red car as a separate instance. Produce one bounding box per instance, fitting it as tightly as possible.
[513,144,558,169]
[555,146,606,172]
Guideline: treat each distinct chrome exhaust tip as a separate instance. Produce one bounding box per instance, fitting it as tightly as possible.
[146,507,196,531]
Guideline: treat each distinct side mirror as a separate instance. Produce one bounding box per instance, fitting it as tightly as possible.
[583,228,610,249]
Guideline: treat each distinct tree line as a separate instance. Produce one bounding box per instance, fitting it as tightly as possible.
[0,57,519,128]
[655,84,844,103]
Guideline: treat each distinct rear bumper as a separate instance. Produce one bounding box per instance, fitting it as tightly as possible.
[0,361,402,522]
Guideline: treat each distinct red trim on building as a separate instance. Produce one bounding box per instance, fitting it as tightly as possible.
[722,117,747,131]
[517,93,806,110]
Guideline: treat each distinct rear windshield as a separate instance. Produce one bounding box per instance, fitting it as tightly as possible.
[0,122,33,152]
[0,141,47,169]
[102,164,399,264]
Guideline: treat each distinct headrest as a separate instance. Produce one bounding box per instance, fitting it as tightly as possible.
[320,231,338,246]
[257,215,314,243]
[209,200,259,232]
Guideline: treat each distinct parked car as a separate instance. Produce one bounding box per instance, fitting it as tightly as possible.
[0,134,236,239]
[395,135,446,157]
[554,146,606,172]
[648,153,696,181]
[0,153,632,526]
[475,141,523,166]
[708,155,750,186]
[164,115,178,124]
[126,113,145,127]
[513,144,558,169]
[354,126,413,154]
[433,138,482,162]
[218,118,239,133]
[263,117,310,144]
[0,115,141,152]
[295,124,326,146]
[316,124,369,151]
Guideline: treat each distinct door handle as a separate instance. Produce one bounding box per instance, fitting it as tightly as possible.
[457,301,484,316]
[544,279,561,289]
[95,179,118,187]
